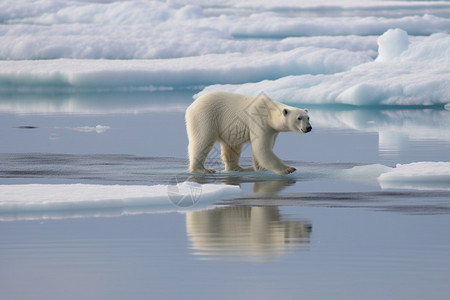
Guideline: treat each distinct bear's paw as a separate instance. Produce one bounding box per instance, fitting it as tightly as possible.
[278,167,296,175]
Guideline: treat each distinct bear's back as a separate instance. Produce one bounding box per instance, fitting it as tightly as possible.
[187,91,252,121]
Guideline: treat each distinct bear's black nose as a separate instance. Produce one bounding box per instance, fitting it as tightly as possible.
[306,126,312,132]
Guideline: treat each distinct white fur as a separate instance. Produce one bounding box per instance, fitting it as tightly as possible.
[185,91,311,175]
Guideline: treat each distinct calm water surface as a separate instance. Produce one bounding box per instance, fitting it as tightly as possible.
[1,91,450,299]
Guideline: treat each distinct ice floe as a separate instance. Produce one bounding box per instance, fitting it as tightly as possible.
[343,162,450,190]
[0,182,241,221]
[378,162,450,190]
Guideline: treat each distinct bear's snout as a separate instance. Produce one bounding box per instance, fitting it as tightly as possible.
[302,125,312,133]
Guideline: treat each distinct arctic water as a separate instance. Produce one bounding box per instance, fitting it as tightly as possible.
[1,1,450,300]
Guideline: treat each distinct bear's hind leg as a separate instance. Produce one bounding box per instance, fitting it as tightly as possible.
[220,143,253,172]
[188,140,216,173]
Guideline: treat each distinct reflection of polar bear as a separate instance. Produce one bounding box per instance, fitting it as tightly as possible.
[186,92,312,175]
[186,206,312,261]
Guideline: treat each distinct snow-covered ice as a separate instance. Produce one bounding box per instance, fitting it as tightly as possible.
[0,48,370,90]
[0,182,241,221]
[375,28,410,62]
[0,0,449,107]
[1,161,448,222]
[1,1,448,60]
[342,162,450,190]
[199,31,450,106]
[379,162,450,182]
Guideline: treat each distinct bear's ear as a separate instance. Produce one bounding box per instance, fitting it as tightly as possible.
[283,108,289,116]
[304,108,309,113]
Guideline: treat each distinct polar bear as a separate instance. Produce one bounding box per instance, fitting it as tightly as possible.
[185,91,312,175]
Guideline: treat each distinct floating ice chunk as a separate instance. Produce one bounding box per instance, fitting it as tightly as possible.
[376,28,410,62]
[378,162,450,190]
[71,125,110,134]
[340,162,450,190]
[0,183,241,221]
[379,162,450,183]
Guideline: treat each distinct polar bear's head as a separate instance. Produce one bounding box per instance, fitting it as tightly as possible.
[282,108,312,133]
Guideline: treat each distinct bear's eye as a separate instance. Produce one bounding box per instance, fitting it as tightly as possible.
[297,117,302,121]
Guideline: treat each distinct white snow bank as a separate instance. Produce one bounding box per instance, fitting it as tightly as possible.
[199,31,450,106]
[0,48,370,90]
[0,182,241,221]
[343,162,450,190]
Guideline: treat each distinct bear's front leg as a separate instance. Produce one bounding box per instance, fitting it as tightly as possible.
[278,166,296,175]
[251,135,296,175]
